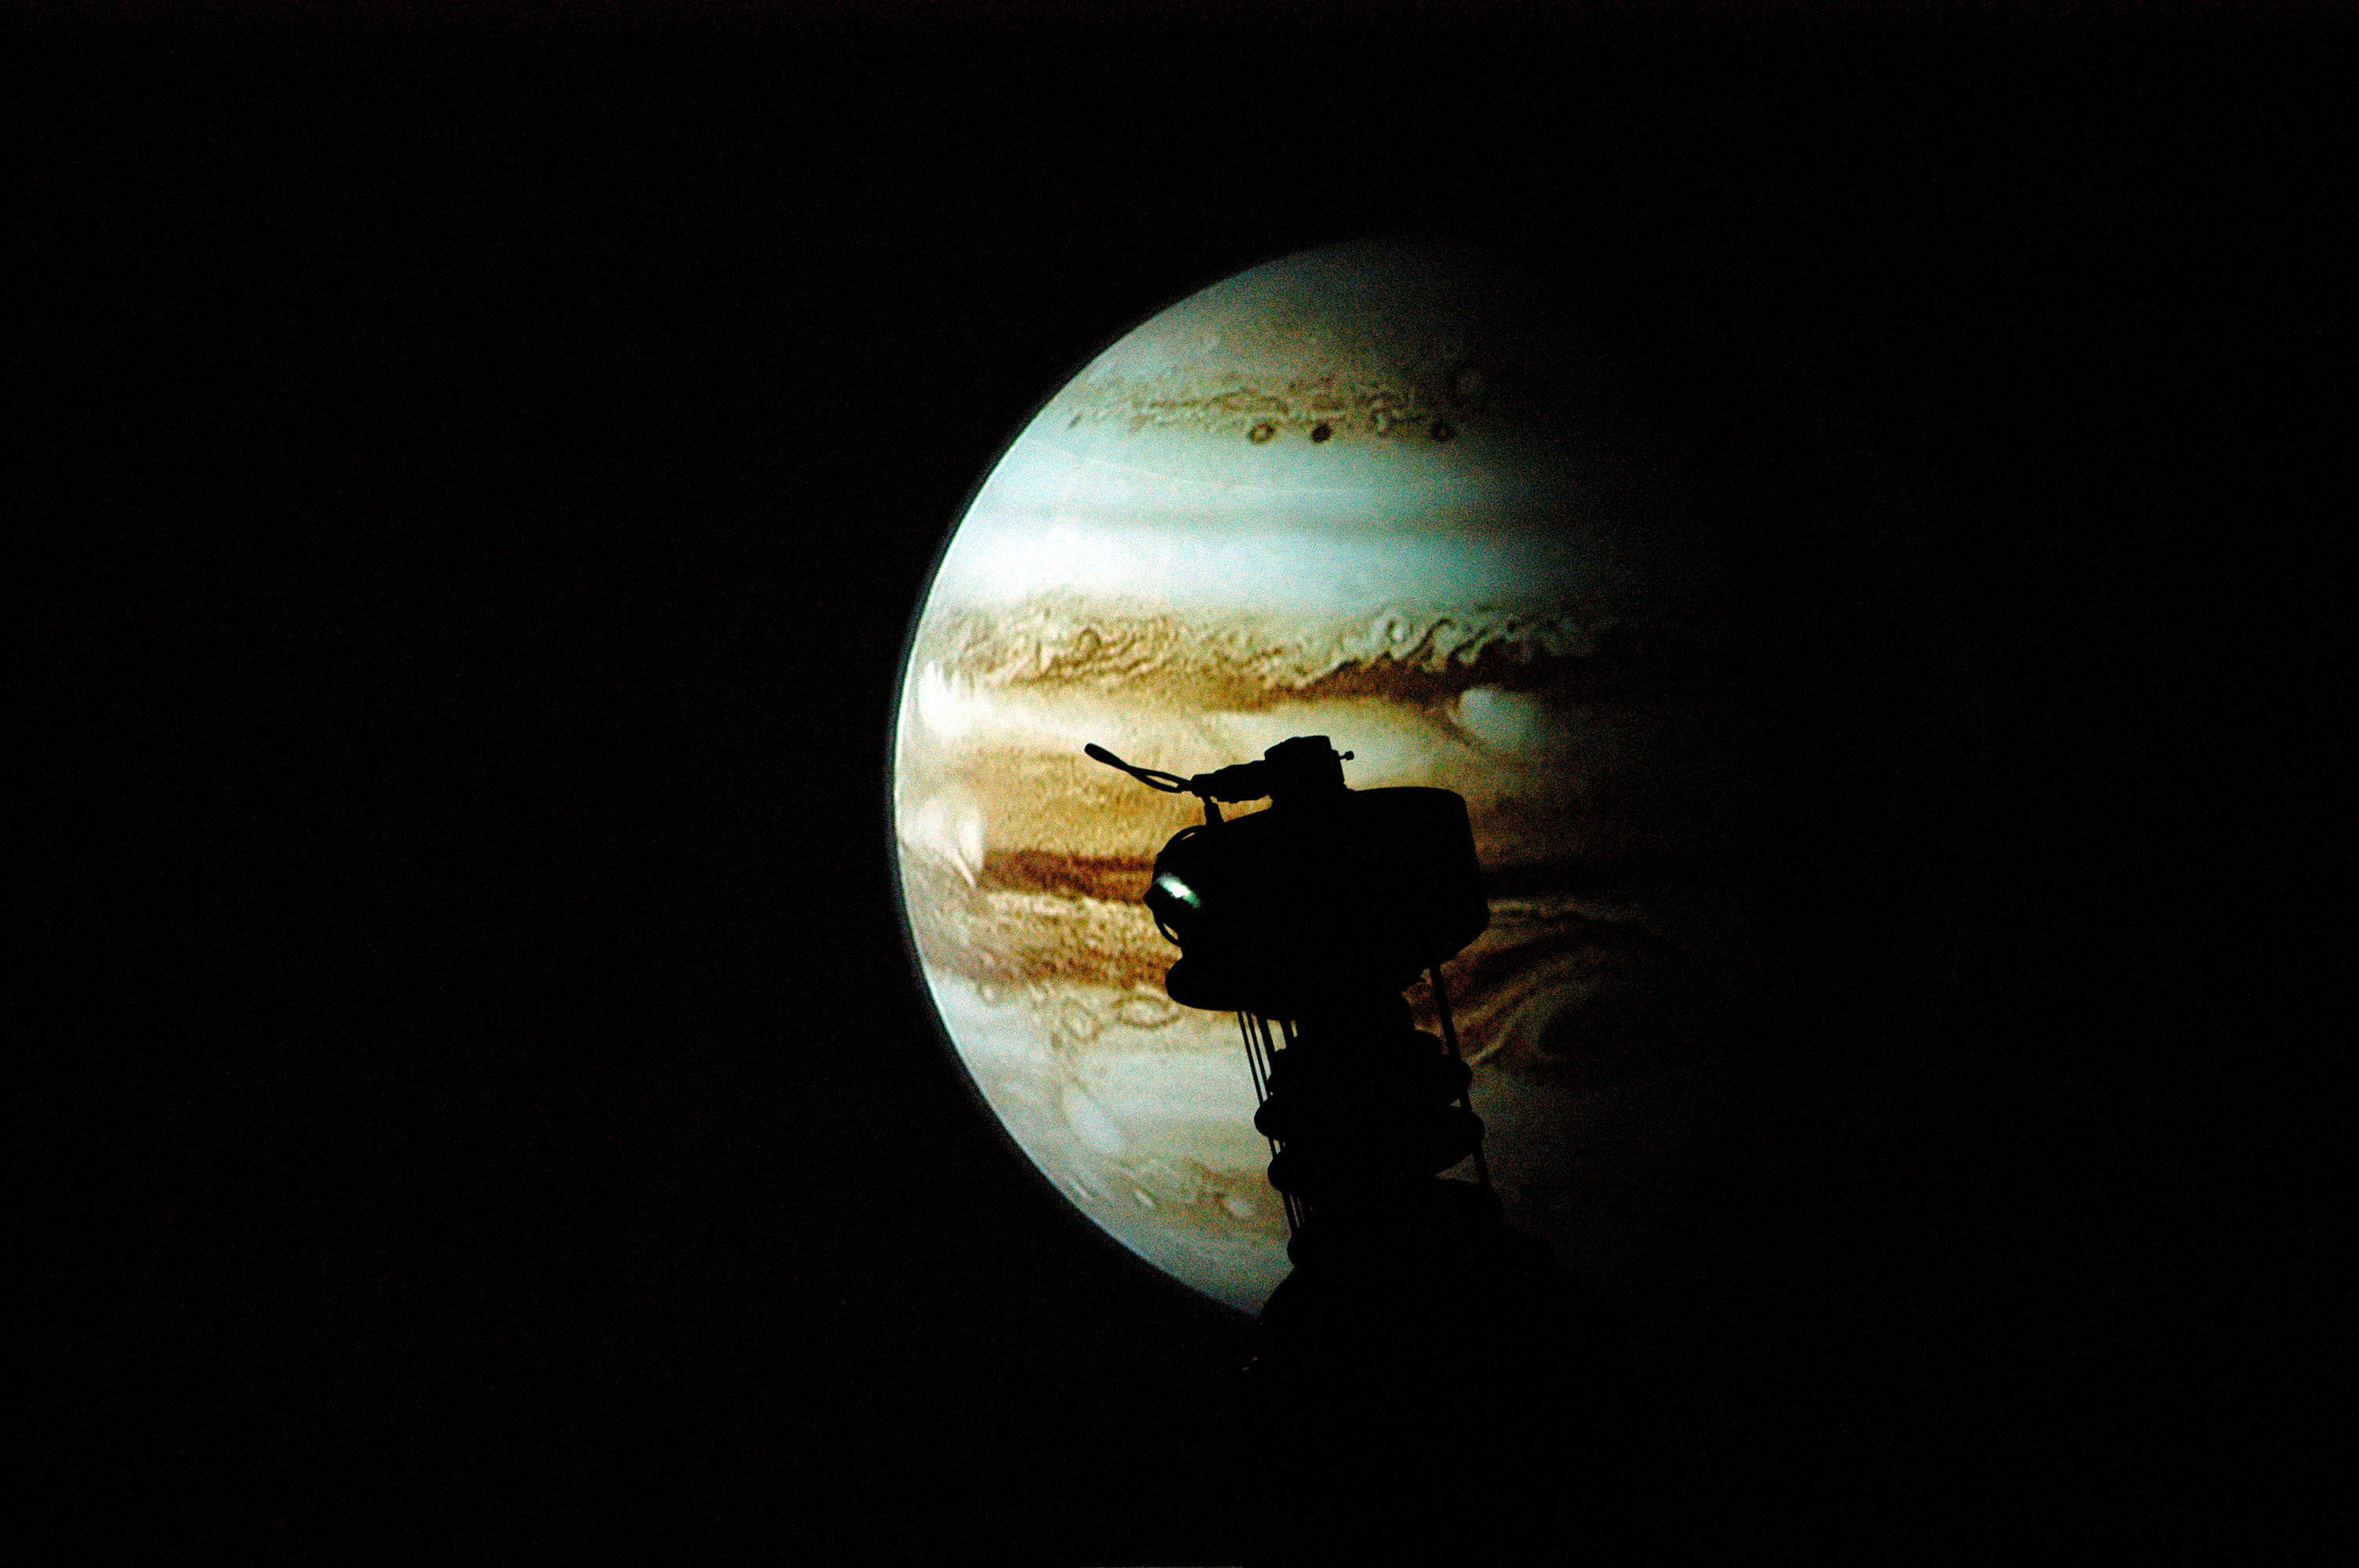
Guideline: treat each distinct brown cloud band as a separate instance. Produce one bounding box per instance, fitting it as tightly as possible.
[914,593,1712,708]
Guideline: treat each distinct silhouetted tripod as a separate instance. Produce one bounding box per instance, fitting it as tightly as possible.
[1089,737,1641,1565]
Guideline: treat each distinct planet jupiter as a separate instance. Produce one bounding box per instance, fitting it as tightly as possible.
[893,240,1751,1313]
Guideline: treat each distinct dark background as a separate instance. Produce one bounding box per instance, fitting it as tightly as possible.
[25,4,2338,1560]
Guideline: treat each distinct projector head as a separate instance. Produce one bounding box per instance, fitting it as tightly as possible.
[1091,736,1488,1018]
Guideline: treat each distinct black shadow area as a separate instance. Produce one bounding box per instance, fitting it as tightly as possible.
[23,9,2340,1560]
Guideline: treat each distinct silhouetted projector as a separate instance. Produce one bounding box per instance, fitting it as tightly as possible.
[1092,735,1488,1018]
[1089,733,1499,1252]
[1092,736,1641,1563]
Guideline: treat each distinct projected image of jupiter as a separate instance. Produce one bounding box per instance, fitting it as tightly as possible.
[893,240,1748,1312]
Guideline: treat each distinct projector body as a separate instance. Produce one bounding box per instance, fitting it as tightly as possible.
[1143,784,1488,1018]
